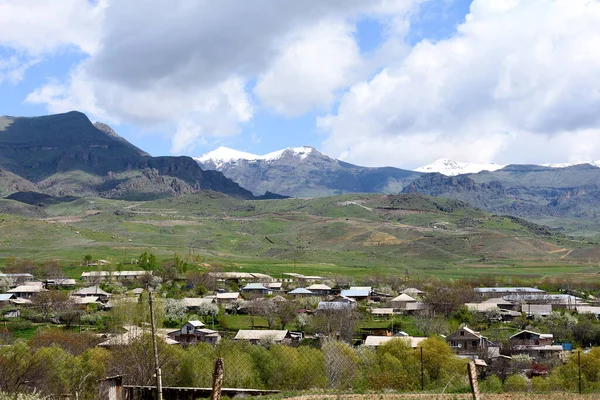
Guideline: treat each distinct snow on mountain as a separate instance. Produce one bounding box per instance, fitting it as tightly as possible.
[542,161,600,168]
[415,159,506,176]
[195,146,320,168]
[417,158,600,176]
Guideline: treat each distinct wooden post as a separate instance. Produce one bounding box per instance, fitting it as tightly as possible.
[148,290,163,400]
[467,361,482,400]
[210,358,224,400]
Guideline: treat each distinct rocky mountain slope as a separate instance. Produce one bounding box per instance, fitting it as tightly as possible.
[196,146,422,197]
[403,164,600,231]
[0,111,277,200]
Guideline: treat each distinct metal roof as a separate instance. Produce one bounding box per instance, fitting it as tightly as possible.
[391,293,417,302]
[216,292,241,300]
[317,301,355,310]
[73,286,111,296]
[288,288,313,295]
[0,294,15,301]
[8,285,48,293]
[234,330,289,341]
[242,283,269,290]
[475,287,545,293]
[306,284,331,291]
[364,336,427,348]
[341,289,370,298]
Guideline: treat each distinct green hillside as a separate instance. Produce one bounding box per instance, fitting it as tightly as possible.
[1,192,598,280]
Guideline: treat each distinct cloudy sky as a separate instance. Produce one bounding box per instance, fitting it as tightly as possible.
[1,0,600,169]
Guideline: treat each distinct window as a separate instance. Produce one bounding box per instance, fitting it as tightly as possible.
[472,341,478,347]
[460,331,464,336]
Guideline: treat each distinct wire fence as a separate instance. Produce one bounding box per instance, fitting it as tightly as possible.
[0,327,597,400]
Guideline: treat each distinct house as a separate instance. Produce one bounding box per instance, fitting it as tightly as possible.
[576,305,600,318]
[390,293,417,309]
[267,282,283,292]
[480,297,517,310]
[283,273,323,283]
[0,273,34,285]
[0,293,16,303]
[509,330,562,360]
[340,287,371,301]
[474,287,546,298]
[210,272,275,284]
[401,288,424,298]
[168,320,220,345]
[182,297,217,310]
[506,294,584,309]
[81,271,151,282]
[98,325,178,348]
[215,292,243,304]
[233,330,293,345]
[306,284,331,296]
[7,284,48,299]
[70,296,104,308]
[287,288,313,296]
[371,308,395,317]
[521,304,552,317]
[364,336,427,348]
[446,326,496,359]
[509,330,553,347]
[72,285,111,302]
[45,278,77,287]
[241,283,271,296]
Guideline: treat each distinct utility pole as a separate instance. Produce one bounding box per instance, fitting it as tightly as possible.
[148,289,163,400]
[420,346,424,391]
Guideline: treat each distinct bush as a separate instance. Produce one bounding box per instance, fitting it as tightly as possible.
[531,376,550,392]
[480,374,503,393]
[503,374,528,392]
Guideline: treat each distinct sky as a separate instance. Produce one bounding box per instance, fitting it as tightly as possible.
[1,0,600,169]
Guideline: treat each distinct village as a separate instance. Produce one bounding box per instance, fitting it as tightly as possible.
[3,260,600,398]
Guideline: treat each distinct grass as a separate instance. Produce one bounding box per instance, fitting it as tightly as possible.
[1,192,600,281]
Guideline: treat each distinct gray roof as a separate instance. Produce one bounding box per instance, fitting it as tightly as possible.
[73,286,110,296]
[364,336,426,348]
[0,273,34,278]
[234,330,289,341]
[341,288,370,298]
[288,288,313,295]
[242,283,269,290]
[475,287,545,293]
[0,294,16,301]
[8,285,48,293]
[317,301,355,310]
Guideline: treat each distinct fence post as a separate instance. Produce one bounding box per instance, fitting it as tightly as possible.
[420,346,424,391]
[467,361,481,400]
[211,358,224,400]
[578,350,582,394]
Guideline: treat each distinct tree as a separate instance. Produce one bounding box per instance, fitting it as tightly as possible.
[138,252,158,271]
[422,280,476,317]
[322,338,359,389]
[312,306,359,342]
[33,290,72,320]
[83,254,93,266]
[164,299,187,325]
[0,275,14,292]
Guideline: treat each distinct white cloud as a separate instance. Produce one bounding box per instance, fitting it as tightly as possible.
[255,21,361,116]
[0,0,105,54]
[320,0,600,168]
[21,0,420,154]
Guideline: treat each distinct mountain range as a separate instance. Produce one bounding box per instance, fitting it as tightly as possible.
[195,146,421,197]
[0,111,280,201]
[197,146,600,232]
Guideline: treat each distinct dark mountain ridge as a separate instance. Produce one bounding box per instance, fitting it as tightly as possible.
[0,111,280,200]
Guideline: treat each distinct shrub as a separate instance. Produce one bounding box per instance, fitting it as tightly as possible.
[531,376,550,392]
[503,374,528,392]
[480,374,503,393]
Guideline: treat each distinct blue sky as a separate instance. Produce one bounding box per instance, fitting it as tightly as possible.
[2,0,600,168]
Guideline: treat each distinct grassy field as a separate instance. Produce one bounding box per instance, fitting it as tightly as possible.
[1,192,599,281]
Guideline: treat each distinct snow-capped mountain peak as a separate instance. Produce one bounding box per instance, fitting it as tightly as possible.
[196,146,260,164]
[415,159,506,176]
[542,160,600,168]
[196,146,321,167]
